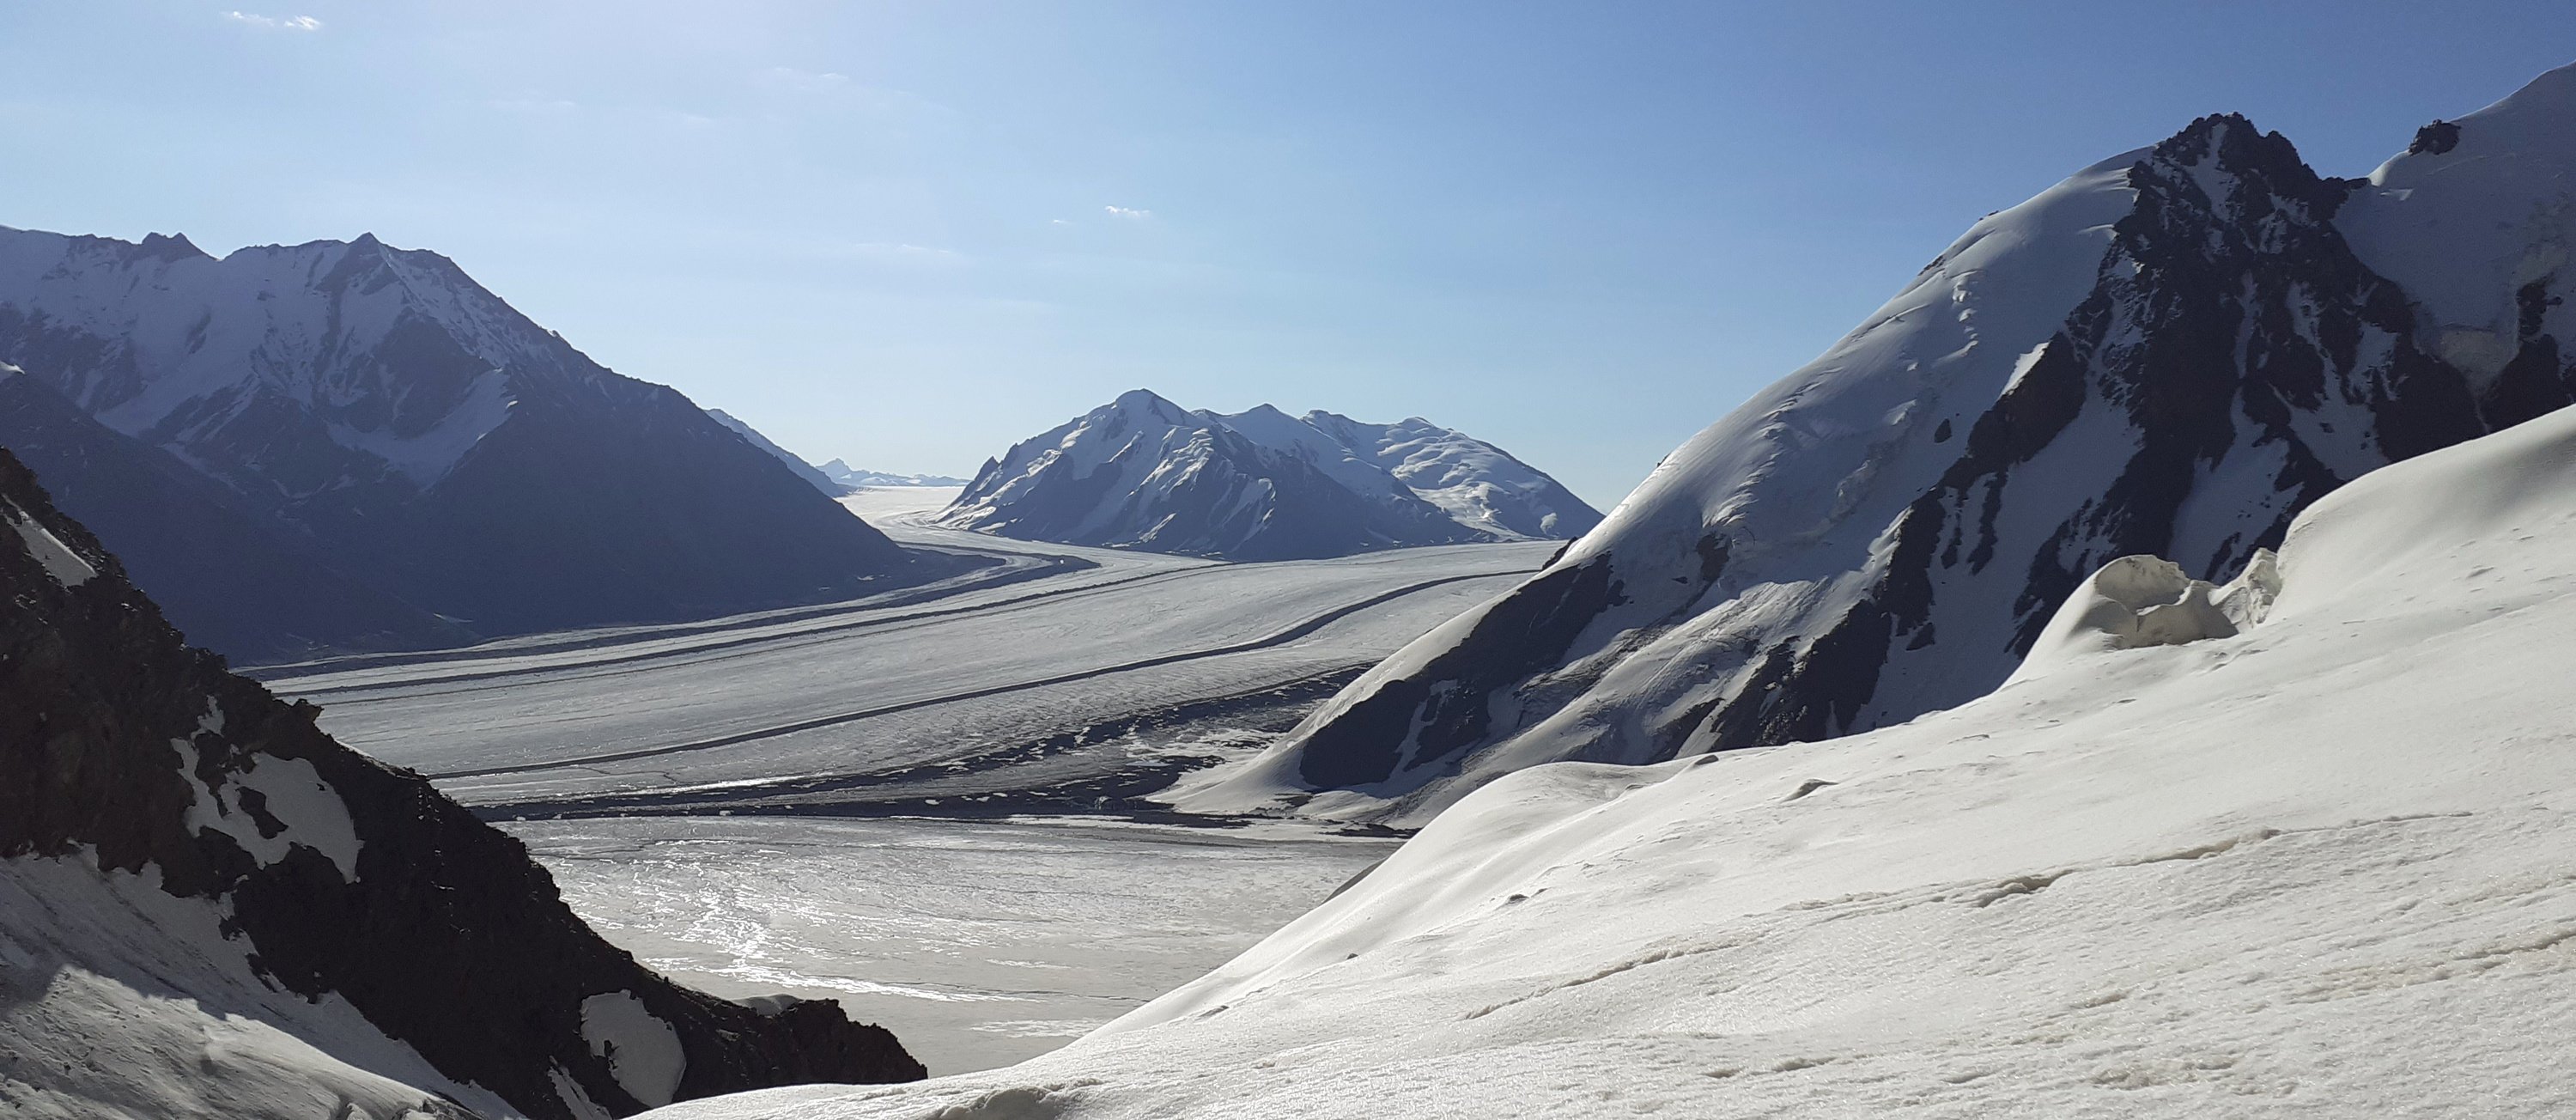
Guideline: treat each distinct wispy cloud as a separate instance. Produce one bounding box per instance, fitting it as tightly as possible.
[1103,205,1153,220]
[756,66,853,94]
[1050,218,1074,226]
[223,10,321,30]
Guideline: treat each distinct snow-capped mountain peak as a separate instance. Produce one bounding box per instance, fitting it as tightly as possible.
[2342,61,2576,391]
[0,225,928,648]
[1201,72,2576,825]
[938,391,1600,560]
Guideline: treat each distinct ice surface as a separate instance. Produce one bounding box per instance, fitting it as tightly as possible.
[276,517,1546,811]
[837,486,968,524]
[643,405,2576,1118]
[511,815,1394,1077]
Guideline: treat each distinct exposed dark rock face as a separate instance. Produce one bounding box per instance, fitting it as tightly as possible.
[0,447,925,1117]
[2409,119,2461,155]
[1240,96,2576,823]
[0,227,950,659]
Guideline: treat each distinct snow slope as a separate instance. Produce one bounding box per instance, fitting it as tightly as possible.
[1216,64,2576,825]
[1301,410,1601,540]
[643,389,2576,1120]
[935,390,1599,560]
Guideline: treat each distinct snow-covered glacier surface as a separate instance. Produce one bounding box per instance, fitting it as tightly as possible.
[275,512,1548,813]
[259,499,1528,1077]
[508,815,1392,1078]
[645,400,2576,1117]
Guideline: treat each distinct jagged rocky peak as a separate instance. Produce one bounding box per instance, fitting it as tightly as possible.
[2409,119,2462,155]
[937,388,1600,560]
[1191,67,2576,826]
[0,444,925,1118]
[131,230,208,262]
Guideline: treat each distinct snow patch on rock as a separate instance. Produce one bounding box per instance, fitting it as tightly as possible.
[3,499,95,587]
[583,989,689,1108]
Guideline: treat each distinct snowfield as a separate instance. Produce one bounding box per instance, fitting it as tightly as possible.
[643,403,2576,1117]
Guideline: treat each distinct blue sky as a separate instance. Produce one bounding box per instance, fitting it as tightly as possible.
[3,3,2572,506]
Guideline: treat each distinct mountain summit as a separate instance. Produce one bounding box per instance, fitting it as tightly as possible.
[1198,63,2576,824]
[0,227,946,657]
[936,389,1600,561]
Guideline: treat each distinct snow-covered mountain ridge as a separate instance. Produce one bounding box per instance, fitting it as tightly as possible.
[935,389,1601,560]
[0,444,926,1118]
[647,368,2576,1120]
[1200,61,2576,825]
[0,226,941,652]
[817,461,969,490]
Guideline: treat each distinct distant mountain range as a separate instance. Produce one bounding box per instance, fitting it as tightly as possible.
[1210,61,2576,824]
[0,443,924,1118]
[817,460,970,490]
[707,409,968,493]
[0,227,957,663]
[933,389,1601,561]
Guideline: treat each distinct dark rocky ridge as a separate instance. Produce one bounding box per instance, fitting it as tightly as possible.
[0,446,925,1117]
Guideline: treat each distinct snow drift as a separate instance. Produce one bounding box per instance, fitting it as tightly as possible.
[1204,61,2576,825]
[643,372,2576,1119]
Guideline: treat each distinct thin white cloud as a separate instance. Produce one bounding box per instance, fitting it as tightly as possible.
[756,66,853,94]
[224,10,321,30]
[1103,205,1153,220]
